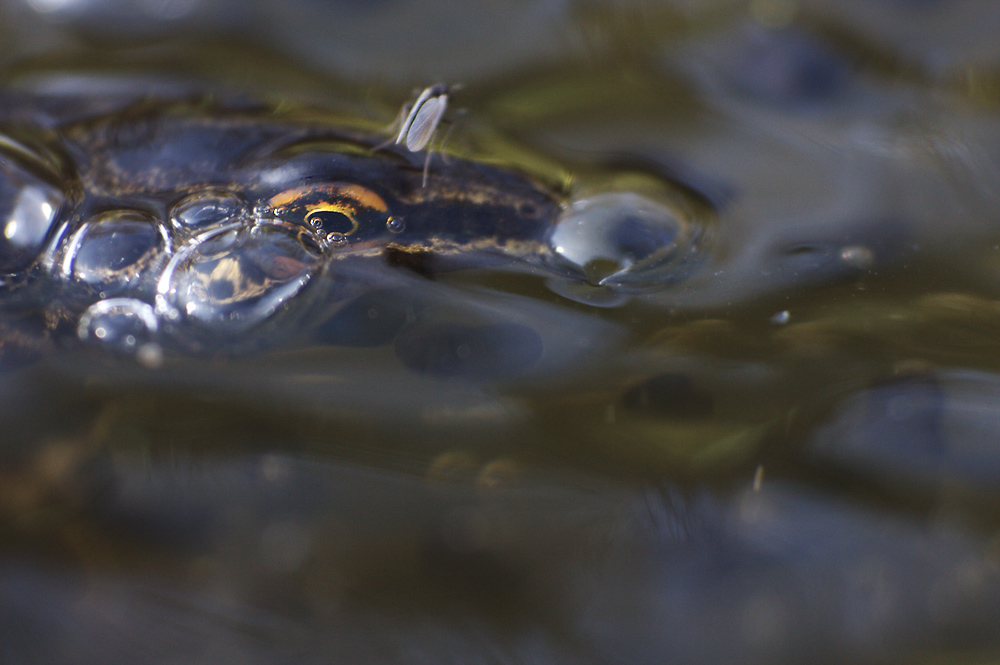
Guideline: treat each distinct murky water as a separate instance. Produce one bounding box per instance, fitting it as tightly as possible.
[3,1,1000,663]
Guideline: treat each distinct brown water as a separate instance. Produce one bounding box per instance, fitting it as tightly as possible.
[3,1,1000,664]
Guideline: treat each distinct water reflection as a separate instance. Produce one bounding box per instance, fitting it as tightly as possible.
[396,322,544,380]
[723,27,853,109]
[61,210,169,294]
[1,0,1000,663]
[550,192,695,287]
[0,153,63,274]
[157,223,322,339]
[3,450,997,665]
[810,370,1000,498]
[169,189,246,234]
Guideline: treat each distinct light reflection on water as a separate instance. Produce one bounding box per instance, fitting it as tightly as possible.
[2,0,1000,664]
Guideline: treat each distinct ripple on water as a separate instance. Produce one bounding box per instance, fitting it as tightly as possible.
[156,222,323,337]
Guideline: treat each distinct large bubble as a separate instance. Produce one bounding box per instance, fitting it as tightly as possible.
[156,222,323,336]
[60,210,169,294]
[0,143,65,274]
[548,192,708,298]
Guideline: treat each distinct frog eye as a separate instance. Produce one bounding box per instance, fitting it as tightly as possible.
[305,206,359,236]
[268,183,390,241]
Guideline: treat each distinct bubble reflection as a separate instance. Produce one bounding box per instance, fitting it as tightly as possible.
[157,223,323,336]
[549,192,707,296]
[77,297,158,353]
[0,155,64,273]
[169,189,246,233]
[61,210,169,294]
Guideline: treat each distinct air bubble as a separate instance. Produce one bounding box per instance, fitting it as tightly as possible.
[386,216,405,233]
[157,223,322,335]
[170,189,245,233]
[0,151,65,273]
[61,210,169,294]
[549,192,707,293]
[326,231,348,246]
[77,298,158,353]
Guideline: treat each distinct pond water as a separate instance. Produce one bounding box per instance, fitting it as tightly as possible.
[3,0,1000,663]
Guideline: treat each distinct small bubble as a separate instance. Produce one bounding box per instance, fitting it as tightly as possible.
[840,245,875,270]
[326,232,348,246]
[517,201,540,217]
[386,216,405,233]
[771,310,791,325]
[78,298,158,353]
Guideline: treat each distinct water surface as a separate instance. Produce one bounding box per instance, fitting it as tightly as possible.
[2,1,1000,663]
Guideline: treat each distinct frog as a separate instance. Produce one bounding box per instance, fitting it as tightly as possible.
[0,79,564,362]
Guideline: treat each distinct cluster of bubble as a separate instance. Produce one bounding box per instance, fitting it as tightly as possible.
[0,133,719,361]
[0,150,328,360]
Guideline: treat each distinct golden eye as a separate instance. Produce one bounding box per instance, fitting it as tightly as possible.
[305,206,359,236]
[268,183,390,240]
